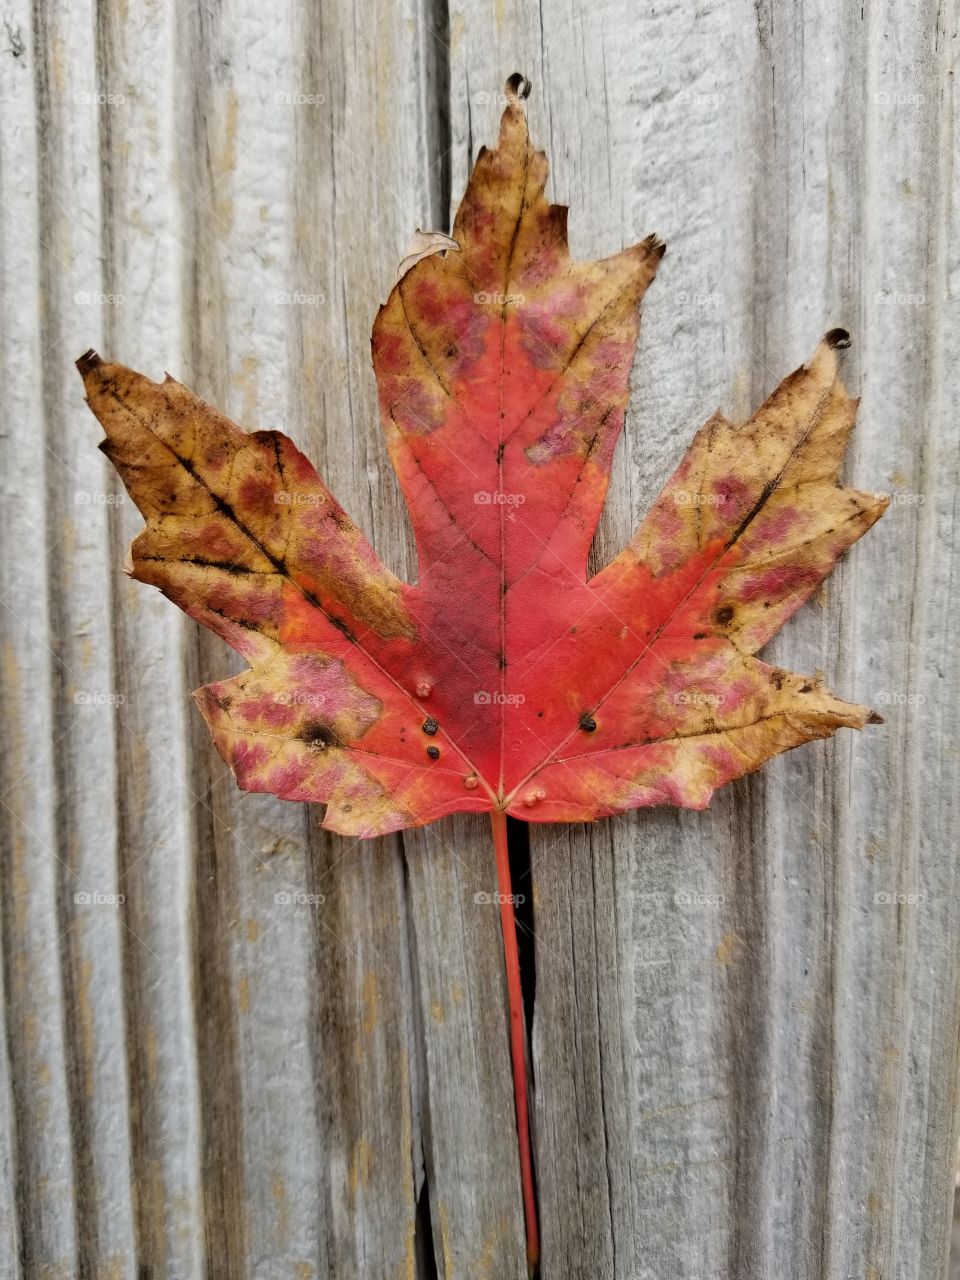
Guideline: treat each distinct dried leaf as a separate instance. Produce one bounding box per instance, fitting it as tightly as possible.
[78,89,887,838]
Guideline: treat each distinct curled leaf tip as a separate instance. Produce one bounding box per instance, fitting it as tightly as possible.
[76,348,102,376]
[505,72,532,103]
[825,327,852,350]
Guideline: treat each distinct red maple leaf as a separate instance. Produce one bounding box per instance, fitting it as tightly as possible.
[77,77,887,1269]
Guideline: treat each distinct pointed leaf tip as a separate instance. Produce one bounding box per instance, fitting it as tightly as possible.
[76,349,102,377]
[825,327,851,350]
[505,72,532,102]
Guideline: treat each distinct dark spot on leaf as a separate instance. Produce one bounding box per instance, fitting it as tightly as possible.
[693,632,707,640]
[713,604,735,626]
[497,441,505,463]
[329,615,357,643]
[799,683,813,693]
[422,717,439,735]
[770,671,784,689]
[537,711,544,718]
[214,694,233,711]
[299,721,342,749]
[569,626,577,634]
[579,713,597,732]
[426,745,440,760]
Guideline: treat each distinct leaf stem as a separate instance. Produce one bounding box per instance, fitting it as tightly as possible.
[490,807,540,1274]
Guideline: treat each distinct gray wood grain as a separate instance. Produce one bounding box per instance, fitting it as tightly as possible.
[0,0,956,1277]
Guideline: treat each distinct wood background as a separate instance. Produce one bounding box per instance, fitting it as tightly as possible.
[0,0,957,1276]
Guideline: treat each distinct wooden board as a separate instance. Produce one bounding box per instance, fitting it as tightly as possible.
[0,0,956,1275]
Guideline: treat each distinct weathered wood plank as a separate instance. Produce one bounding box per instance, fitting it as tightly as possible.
[1,1,85,1272]
[32,0,139,1272]
[403,816,527,1276]
[0,1,956,1277]
[93,0,209,1273]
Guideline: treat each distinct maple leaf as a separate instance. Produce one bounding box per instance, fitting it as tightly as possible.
[76,84,887,842]
[78,76,888,1270]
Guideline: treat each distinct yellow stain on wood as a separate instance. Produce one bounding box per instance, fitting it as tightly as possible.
[438,1201,454,1276]
[61,517,75,563]
[398,1049,417,1280]
[246,918,259,942]
[293,1265,314,1280]
[375,32,394,146]
[429,1000,445,1023]
[347,1139,373,1207]
[864,835,887,862]
[449,13,465,54]
[103,1253,126,1280]
[145,1025,158,1085]
[715,931,744,965]
[472,1217,514,1277]
[451,981,465,1005]
[233,353,260,432]
[214,91,240,232]
[638,1095,725,1120]
[361,971,380,1034]
[270,1169,289,1238]
[238,976,249,1014]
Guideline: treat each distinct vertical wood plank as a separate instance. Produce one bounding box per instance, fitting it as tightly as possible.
[0,1,84,1273]
[94,0,208,1272]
